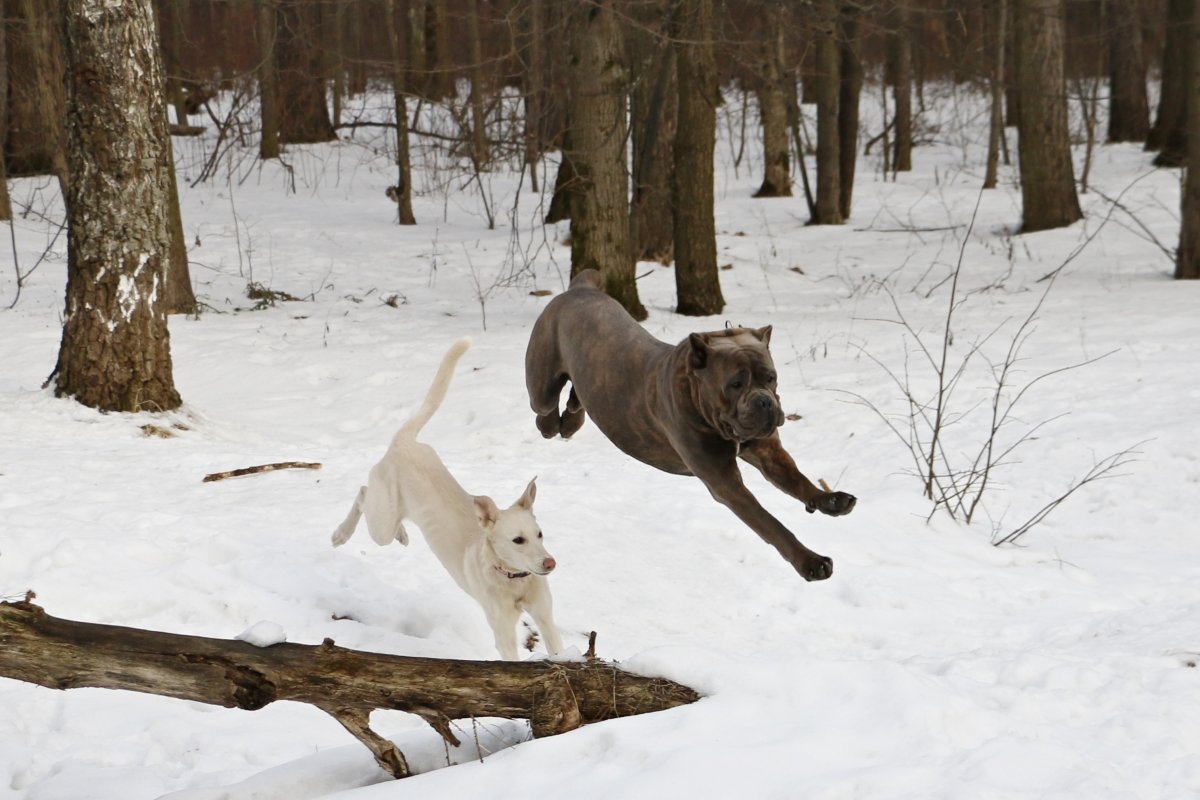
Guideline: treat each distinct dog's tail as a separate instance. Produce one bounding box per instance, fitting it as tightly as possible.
[396,337,472,440]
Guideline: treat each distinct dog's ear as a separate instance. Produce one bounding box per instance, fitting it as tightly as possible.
[751,325,773,345]
[516,477,537,509]
[688,333,711,369]
[473,496,500,530]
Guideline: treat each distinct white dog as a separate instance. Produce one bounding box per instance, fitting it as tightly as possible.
[332,338,564,661]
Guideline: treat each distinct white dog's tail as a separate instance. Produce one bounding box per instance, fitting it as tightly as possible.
[396,337,472,440]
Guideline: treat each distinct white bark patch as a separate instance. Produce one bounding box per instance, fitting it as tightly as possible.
[115,253,151,323]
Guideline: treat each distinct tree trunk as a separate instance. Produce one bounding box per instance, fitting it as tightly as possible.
[811,0,842,225]
[566,0,645,320]
[465,0,489,169]
[1014,0,1081,232]
[545,134,577,225]
[1177,0,1200,279]
[405,0,424,94]
[629,1,676,263]
[55,0,182,411]
[276,0,336,144]
[888,0,913,173]
[426,0,452,100]
[1107,0,1150,142]
[836,3,863,220]
[754,1,791,198]
[1148,0,1190,164]
[523,0,544,191]
[984,0,1007,188]
[0,0,11,221]
[158,0,191,127]
[0,599,699,781]
[7,0,68,182]
[671,0,724,316]
[258,0,281,159]
[385,0,416,224]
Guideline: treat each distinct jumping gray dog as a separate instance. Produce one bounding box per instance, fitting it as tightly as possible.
[525,270,855,581]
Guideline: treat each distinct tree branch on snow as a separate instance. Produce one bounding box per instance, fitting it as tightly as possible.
[0,598,699,780]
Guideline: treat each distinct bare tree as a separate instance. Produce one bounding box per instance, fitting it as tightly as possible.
[1148,0,1190,165]
[1177,0,1200,280]
[671,0,725,315]
[811,0,842,224]
[385,0,416,224]
[566,0,645,319]
[886,0,913,174]
[465,0,490,170]
[7,0,68,184]
[753,0,792,198]
[629,0,676,262]
[276,0,336,144]
[1106,0,1150,143]
[54,0,182,411]
[836,2,863,219]
[1014,0,1081,232]
[258,0,281,159]
[983,0,1007,189]
[0,0,11,221]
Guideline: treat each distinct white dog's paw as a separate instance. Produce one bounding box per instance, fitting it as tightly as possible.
[394,521,409,546]
[331,525,353,547]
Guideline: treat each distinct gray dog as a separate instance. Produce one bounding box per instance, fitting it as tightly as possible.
[525,269,855,581]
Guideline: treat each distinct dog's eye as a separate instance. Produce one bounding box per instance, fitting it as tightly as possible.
[729,380,743,390]
[538,531,543,539]
[513,536,526,545]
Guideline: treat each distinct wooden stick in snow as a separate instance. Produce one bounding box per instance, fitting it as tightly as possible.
[202,462,323,482]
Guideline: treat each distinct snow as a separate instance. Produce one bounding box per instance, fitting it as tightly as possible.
[235,620,287,647]
[2,85,1199,798]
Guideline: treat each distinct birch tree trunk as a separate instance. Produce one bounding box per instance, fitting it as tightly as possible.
[54,0,182,411]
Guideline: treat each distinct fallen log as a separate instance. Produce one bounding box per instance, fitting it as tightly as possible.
[0,598,699,779]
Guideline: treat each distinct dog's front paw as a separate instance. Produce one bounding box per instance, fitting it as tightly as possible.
[797,554,833,581]
[805,491,857,517]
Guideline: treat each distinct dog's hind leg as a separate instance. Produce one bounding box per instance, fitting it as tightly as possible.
[361,486,410,546]
[558,388,586,439]
[331,486,367,546]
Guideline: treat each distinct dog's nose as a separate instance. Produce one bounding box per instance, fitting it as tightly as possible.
[542,556,556,572]
[754,394,775,412]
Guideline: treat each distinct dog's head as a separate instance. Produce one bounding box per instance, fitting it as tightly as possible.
[685,326,784,443]
[473,478,556,576]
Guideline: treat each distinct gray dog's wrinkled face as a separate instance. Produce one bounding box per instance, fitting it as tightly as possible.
[687,326,785,443]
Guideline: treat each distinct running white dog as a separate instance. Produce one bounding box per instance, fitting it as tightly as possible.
[331,338,564,660]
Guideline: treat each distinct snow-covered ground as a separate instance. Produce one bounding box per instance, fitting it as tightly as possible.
[2,85,1198,799]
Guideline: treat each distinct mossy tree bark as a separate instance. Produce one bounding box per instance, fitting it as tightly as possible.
[54,0,182,412]
[0,599,700,781]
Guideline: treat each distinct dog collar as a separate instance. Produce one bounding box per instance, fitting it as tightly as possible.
[494,564,530,579]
